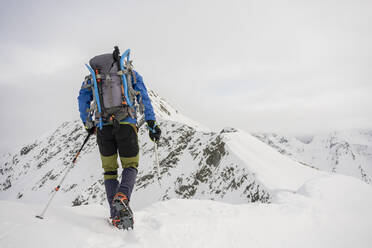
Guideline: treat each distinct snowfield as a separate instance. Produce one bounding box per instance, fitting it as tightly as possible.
[1,174,371,248]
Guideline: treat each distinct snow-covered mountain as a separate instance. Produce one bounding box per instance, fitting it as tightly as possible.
[0,91,321,210]
[254,131,372,184]
[1,91,372,247]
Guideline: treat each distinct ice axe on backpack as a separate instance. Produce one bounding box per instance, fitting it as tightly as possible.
[35,133,92,219]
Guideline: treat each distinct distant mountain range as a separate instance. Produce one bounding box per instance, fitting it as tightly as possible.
[253,130,372,184]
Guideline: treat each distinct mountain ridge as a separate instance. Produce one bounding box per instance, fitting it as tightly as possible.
[0,91,324,210]
[1,92,370,213]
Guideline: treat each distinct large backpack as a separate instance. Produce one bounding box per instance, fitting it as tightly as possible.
[84,47,143,129]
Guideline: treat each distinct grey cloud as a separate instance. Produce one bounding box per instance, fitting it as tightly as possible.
[0,0,371,152]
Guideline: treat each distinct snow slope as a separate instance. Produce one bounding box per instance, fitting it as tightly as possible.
[225,130,323,191]
[1,174,371,248]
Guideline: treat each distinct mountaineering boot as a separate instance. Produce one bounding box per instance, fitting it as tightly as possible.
[104,179,119,218]
[112,192,134,230]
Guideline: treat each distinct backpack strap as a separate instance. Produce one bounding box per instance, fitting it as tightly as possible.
[95,69,107,119]
[104,74,115,107]
[131,70,137,84]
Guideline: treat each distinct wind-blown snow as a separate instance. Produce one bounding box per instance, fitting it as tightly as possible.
[0,174,371,248]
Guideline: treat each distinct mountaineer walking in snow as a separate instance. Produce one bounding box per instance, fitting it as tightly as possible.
[77,46,161,229]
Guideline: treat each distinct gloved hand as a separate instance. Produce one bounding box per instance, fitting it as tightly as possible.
[84,121,96,135]
[147,120,161,142]
[85,126,96,135]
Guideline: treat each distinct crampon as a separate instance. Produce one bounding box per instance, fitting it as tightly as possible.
[111,193,134,230]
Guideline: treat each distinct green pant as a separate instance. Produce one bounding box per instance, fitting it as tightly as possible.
[96,124,139,180]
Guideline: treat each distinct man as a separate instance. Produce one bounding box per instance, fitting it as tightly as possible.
[77,47,161,229]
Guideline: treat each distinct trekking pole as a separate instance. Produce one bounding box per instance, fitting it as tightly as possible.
[144,119,162,187]
[35,133,92,219]
[154,141,161,187]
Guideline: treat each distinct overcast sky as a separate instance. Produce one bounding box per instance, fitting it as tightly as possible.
[0,0,371,153]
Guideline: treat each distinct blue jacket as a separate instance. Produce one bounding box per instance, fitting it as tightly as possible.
[77,71,156,125]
